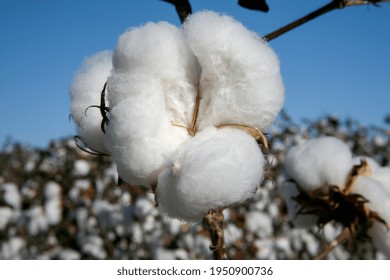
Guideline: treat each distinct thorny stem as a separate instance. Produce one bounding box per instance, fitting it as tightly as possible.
[314,227,352,260]
[202,209,227,260]
[264,0,386,42]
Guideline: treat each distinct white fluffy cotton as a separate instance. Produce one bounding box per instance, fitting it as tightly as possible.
[70,50,112,154]
[0,183,21,209]
[105,22,199,185]
[70,11,284,220]
[351,176,390,258]
[285,137,353,191]
[183,11,284,131]
[371,167,390,194]
[44,182,62,225]
[104,76,189,185]
[156,127,264,222]
[110,21,199,124]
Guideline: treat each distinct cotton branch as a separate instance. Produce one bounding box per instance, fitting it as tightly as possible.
[264,0,388,42]
[162,0,192,23]
[202,209,227,260]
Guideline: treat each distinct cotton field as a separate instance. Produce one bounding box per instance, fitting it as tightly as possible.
[1,114,388,259]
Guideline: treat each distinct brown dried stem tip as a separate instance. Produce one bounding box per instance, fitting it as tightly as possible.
[202,208,227,260]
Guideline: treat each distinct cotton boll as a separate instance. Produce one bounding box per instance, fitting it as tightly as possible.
[0,207,12,230]
[351,176,390,258]
[0,183,21,209]
[157,127,264,222]
[44,182,62,225]
[183,11,284,131]
[246,211,273,238]
[285,137,353,191]
[73,159,91,177]
[70,50,112,154]
[104,75,189,185]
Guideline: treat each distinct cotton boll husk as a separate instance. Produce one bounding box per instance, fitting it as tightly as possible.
[183,11,284,131]
[285,137,352,192]
[70,50,112,154]
[351,176,390,258]
[104,75,189,185]
[157,127,264,222]
[352,156,381,173]
[112,21,199,124]
[279,181,317,229]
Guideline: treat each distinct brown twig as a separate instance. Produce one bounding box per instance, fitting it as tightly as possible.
[189,86,201,136]
[264,0,385,42]
[162,0,192,24]
[314,227,352,260]
[202,208,227,260]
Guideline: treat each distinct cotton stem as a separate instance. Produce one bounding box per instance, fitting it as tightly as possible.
[314,227,352,260]
[264,0,384,42]
[202,208,227,260]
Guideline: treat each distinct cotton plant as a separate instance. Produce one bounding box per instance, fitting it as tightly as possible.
[70,11,284,258]
[281,136,390,259]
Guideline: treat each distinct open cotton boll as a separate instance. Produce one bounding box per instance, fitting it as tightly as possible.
[112,21,199,124]
[70,50,112,154]
[183,11,284,131]
[105,75,189,186]
[285,137,352,192]
[351,176,390,258]
[157,127,264,222]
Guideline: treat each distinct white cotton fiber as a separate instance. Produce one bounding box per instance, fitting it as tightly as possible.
[371,167,390,194]
[44,182,62,225]
[156,127,264,222]
[183,11,284,131]
[0,183,21,209]
[111,21,199,124]
[70,50,112,154]
[285,137,353,191]
[351,176,390,258]
[105,21,201,186]
[104,75,189,185]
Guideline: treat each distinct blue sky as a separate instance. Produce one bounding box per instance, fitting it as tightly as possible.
[0,0,389,148]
